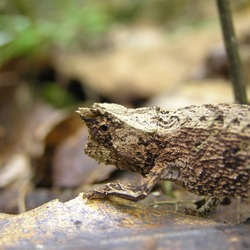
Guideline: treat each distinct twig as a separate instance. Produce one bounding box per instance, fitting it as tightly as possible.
[216,0,248,104]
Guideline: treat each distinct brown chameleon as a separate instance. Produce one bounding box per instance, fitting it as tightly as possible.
[76,103,250,217]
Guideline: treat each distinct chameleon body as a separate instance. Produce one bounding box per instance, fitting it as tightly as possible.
[77,103,250,217]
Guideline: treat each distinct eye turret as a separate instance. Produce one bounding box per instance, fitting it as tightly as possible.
[100,124,109,132]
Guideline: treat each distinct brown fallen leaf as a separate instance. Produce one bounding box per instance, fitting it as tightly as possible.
[0,154,31,189]
[0,194,249,250]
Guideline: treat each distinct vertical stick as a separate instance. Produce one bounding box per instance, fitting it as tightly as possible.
[216,0,248,104]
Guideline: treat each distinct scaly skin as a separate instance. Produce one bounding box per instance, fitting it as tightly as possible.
[77,103,250,217]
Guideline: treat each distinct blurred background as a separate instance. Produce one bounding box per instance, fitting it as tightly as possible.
[0,0,250,215]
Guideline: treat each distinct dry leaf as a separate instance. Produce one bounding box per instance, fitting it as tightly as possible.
[0,194,249,249]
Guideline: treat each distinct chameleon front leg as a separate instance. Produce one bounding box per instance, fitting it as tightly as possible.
[83,164,164,201]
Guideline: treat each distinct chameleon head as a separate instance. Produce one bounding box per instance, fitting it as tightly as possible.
[76,105,116,165]
[76,103,158,174]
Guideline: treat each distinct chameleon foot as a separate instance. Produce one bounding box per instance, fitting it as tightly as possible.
[83,182,147,201]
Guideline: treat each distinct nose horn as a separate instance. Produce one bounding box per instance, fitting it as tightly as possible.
[76,107,94,120]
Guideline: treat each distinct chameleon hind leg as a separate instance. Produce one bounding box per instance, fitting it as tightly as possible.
[184,197,223,217]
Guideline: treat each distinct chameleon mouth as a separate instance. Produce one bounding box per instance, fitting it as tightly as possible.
[84,138,111,165]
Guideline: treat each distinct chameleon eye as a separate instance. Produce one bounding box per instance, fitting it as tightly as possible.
[100,124,109,132]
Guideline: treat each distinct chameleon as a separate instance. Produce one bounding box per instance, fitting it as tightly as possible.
[76,103,250,217]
